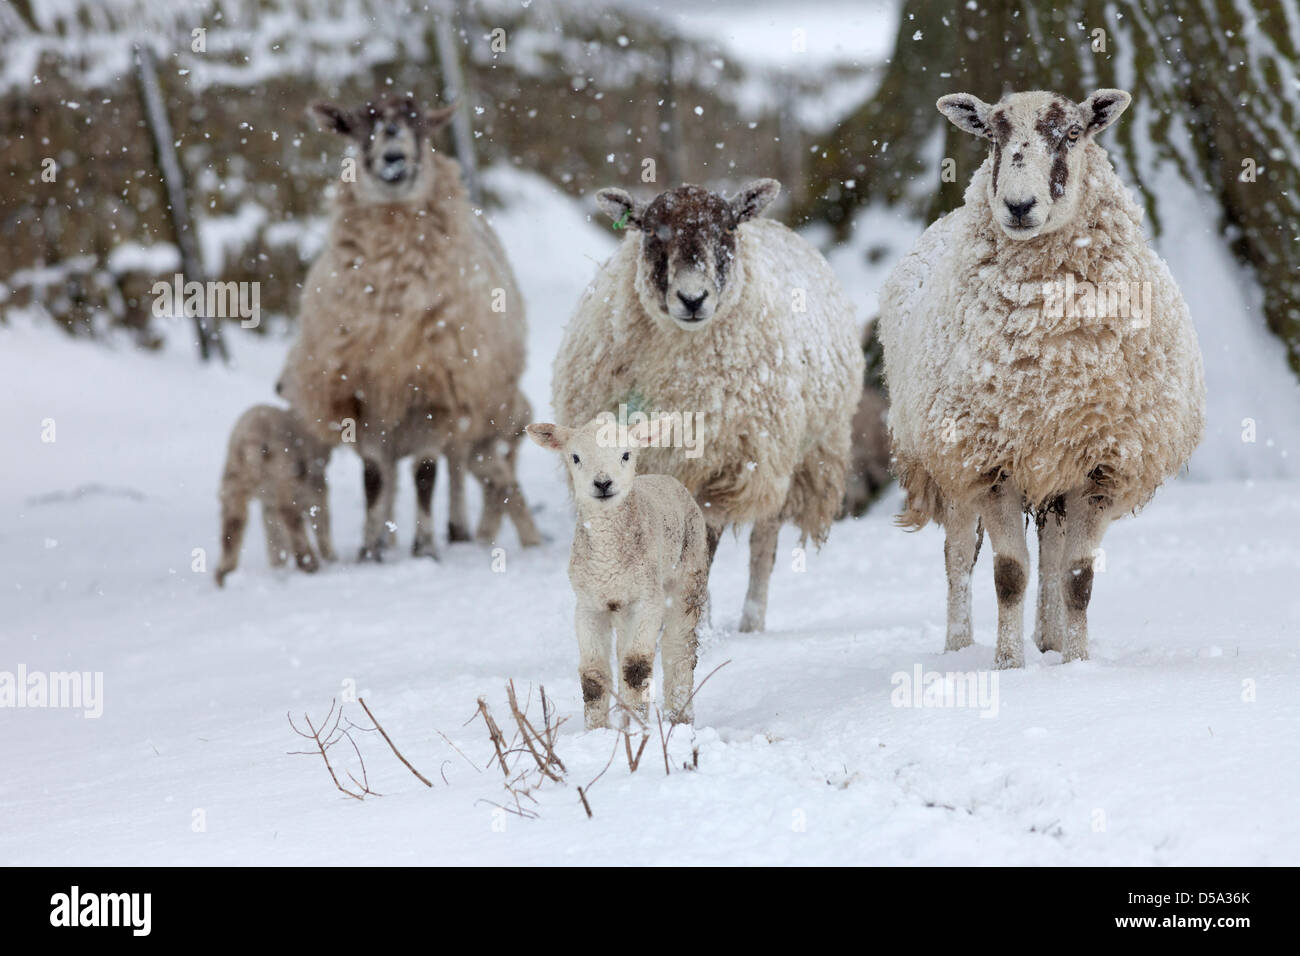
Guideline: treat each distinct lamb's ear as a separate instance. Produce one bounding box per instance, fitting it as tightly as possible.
[625,416,666,448]
[426,103,457,131]
[1080,89,1131,136]
[310,101,356,136]
[936,93,993,140]
[730,178,780,223]
[595,188,645,230]
[525,423,571,451]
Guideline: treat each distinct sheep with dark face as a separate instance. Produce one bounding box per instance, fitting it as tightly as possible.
[878,89,1205,667]
[553,180,863,632]
[278,94,539,560]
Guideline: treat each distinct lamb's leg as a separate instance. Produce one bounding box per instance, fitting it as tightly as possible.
[359,454,396,561]
[215,491,250,587]
[942,502,980,651]
[615,600,663,727]
[1060,490,1113,663]
[280,504,319,574]
[262,501,290,568]
[576,605,614,730]
[739,517,780,633]
[1032,507,1066,653]
[412,457,441,559]
[310,493,337,563]
[446,448,473,543]
[983,487,1029,669]
[662,584,704,725]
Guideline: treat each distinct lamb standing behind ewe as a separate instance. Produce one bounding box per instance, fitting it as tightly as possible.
[215,404,334,587]
[526,417,708,729]
[879,89,1205,668]
[553,180,863,632]
[278,94,538,560]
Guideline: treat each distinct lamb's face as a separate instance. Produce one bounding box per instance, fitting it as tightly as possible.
[595,180,781,331]
[525,418,663,510]
[937,89,1131,240]
[309,95,456,203]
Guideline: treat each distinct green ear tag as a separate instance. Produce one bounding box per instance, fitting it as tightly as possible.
[612,209,630,230]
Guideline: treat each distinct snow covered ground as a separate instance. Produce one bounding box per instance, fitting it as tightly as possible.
[2,169,1298,866]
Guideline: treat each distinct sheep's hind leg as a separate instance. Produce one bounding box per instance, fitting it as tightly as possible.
[1033,505,1066,653]
[446,448,473,543]
[310,492,337,563]
[261,500,289,568]
[942,502,980,651]
[983,486,1029,669]
[359,455,396,561]
[739,517,780,633]
[412,457,441,559]
[1060,490,1113,663]
[576,605,614,730]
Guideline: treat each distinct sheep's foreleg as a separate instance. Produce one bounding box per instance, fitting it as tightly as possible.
[739,518,780,633]
[412,457,441,559]
[943,503,981,651]
[1033,508,1066,653]
[615,601,662,727]
[261,500,289,568]
[1060,491,1113,663]
[576,605,613,730]
[360,454,396,561]
[983,488,1029,669]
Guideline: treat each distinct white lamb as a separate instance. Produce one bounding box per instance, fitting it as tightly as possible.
[878,89,1205,668]
[553,180,863,632]
[526,416,708,730]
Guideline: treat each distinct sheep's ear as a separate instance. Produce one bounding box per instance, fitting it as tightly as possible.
[937,93,994,140]
[625,416,665,448]
[595,188,645,230]
[310,101,357,136]
[730,179,780,223]
[1080,89,1131,136]
[426,103,457,131]
[525,423,570,451]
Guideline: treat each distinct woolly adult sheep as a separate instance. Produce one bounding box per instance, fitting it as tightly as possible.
[878,89,1205,668]
[553,180,863,632]
[526,416,707,729]
[278,93,536,560]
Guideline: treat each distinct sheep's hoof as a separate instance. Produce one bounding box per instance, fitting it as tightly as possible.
[447,522,473,543]
[992,649,1025,670]
[411,539,441,561]
[1032,628,1061,654]
[296,553,319,574]
[357,545,386,563]
[945,633,974,652]
[738,613,765,633]
[214,568,231,588]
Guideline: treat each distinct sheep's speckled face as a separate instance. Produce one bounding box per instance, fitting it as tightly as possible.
[595,180,781,330]
[525,418,660,509]
[937,89,1131,240]
[310,95,456,203]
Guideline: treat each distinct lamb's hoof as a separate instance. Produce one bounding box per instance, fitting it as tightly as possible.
[214,568,231,588]
[447,523,473,543]
[1060,645,1089,664]
[992,649,1025,670]
[945,633,974,652]
[516,531,543,548]
[411,539,441,561]
[296,553,319,574]
[1032,629,1061,654]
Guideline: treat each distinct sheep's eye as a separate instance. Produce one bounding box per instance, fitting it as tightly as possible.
[1066,125,1082,142]
[571,454,580,465]
[621,451,630,462]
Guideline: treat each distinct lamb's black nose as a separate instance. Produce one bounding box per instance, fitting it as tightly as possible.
[593,478,613,496]
[1004,197,1037,220]
[676,290,708,314]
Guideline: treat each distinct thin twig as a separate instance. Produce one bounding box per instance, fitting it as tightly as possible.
[359,697,433,788]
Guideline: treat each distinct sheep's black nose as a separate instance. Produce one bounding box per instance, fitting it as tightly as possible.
[676,290,708,314]
[593,478,613,496]
[384,123,400,136]
[1004,198,1037,220]
[382,149,404,164]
